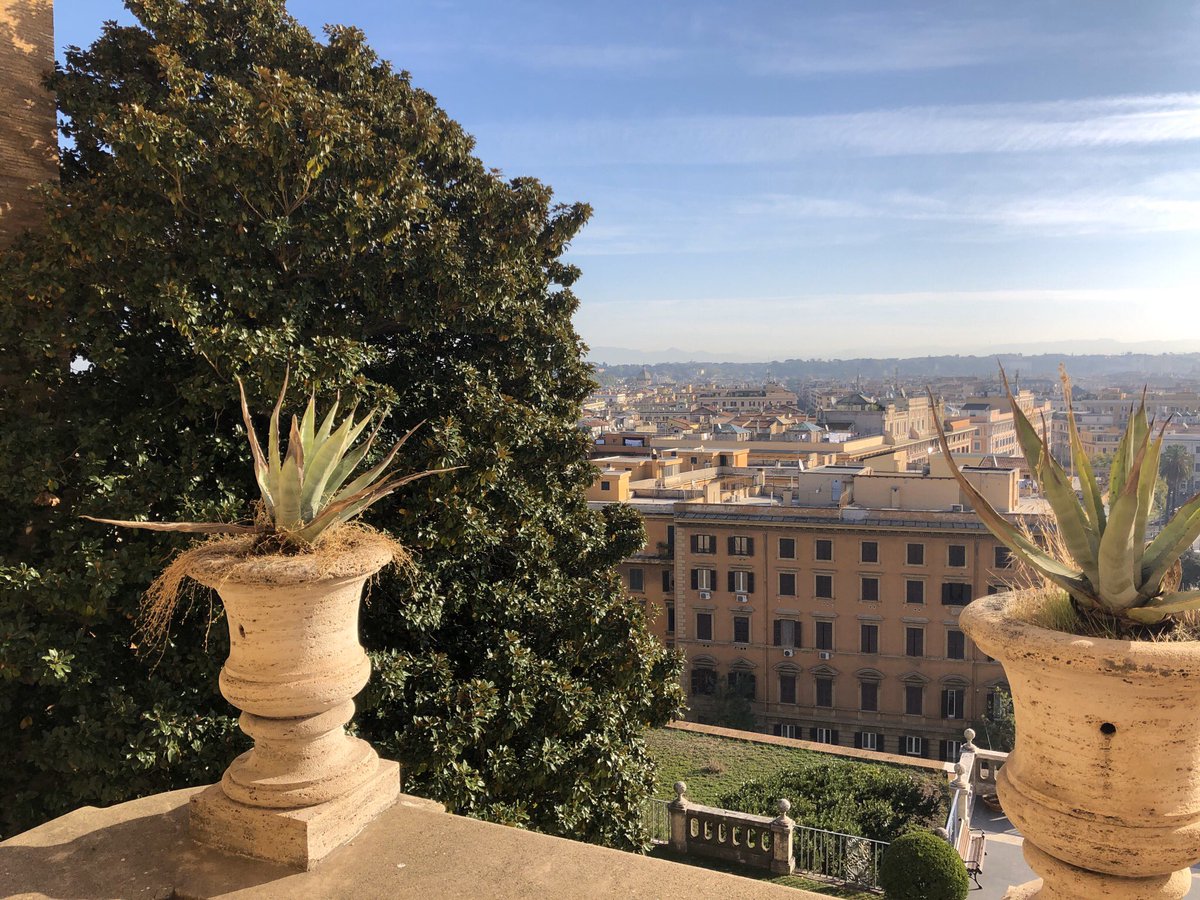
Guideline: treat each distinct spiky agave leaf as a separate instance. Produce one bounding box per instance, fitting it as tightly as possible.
[79,516,260,535]
[933,365,1200,627]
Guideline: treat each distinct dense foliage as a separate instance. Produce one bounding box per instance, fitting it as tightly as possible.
[878,831,969,900]
[717,761,948,842]
[0,0,682,844]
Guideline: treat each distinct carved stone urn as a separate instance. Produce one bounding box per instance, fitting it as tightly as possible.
[961,592,1200,900]
[186,532,399,869]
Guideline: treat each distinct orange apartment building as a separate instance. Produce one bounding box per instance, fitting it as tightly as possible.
[597,463,1029,763]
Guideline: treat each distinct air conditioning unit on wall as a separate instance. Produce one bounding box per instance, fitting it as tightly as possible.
[782,649,795,658]
[698,590,711,600]
[736,594,749,603]
[818,651,833,660]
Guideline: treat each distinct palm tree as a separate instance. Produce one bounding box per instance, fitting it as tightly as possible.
[1160,443,1192,517]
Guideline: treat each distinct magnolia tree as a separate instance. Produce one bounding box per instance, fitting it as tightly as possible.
[0,0,682,846]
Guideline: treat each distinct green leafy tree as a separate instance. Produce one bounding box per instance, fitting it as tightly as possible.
[971,688,1015,753]
[0,0,682,845]
[693,683,757,732]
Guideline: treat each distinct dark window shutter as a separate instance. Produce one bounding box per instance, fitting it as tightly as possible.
[773,620,782,646]
[690,569,698,590]
[662,569,672,592]
[809,728,819,741]
[831,731,839,746]
[941,690,950,718]
[728,571,736,592]
[727,672,736,688]
[772,724,782,736]
[690,534,698,553]
[853,733,862,749]
[795,622,802,648]
[747,538,755,556]
[727,536,736,555]
[747,573,755,594]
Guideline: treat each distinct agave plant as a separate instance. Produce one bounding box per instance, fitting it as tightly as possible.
[933,366,1200,626]
[85,371,450,548]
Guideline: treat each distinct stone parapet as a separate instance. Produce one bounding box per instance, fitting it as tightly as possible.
[0,786,820,899]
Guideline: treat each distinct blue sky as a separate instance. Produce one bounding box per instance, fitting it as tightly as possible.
[56,2,1200,360]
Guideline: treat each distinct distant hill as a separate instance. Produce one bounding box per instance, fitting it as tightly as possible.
[591,352,1200,384]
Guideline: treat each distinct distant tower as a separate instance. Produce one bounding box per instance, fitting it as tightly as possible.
[637,365,653,386]
[0,0,56,244]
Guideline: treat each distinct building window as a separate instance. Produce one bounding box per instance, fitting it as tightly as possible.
[779,674,796,704]
[600,480,611,491]
[904,735,925,757]
[860,541,879,563]
[774,619,800,648]
[860,623,879,654]
[733,615,750,644]
[729,570,755,594]
[860,576,879,602]
[815,677,834,708]
[948,544,966,567]
[940,740,963,762]
[779,537,796,559]
[905,579,925,604]
[690,668,716,695]
[691,568,715,591]
[815,574,833,599]
[667,525,675,556]
[666,602,675,634]
[692,534,716,554]
[696,612,713,641]
[942,687,965,720]
[628,567,644,592]
[905,627,924,658]
[778,572,797,596]
[860,680,879,711]
[774,723,802,739]
[904,685,924,716]
[987,688,1012,720]
[906,543,925,566]
[662,569,674,593]
[729,535,755,556]
[946,629,965,659]
[815,620,834,651]
[941,582,971,606]
[728,671,756,700]
[811,727,836,745]
[815,539,833,561]
[856,732,881,751]
[995,546,1014,568]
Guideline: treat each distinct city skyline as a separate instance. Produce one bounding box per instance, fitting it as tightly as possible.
[57,1,1200,357]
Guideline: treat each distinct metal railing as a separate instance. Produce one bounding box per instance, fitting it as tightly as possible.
[644,798,671,845]
[793,824,888,890]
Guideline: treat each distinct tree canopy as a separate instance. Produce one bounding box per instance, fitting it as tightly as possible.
[0,0,682,846]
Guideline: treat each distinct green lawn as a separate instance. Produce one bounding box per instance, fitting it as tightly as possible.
[646,726,825,804]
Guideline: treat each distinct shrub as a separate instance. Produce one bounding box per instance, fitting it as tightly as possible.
[718,760,948,842]
[879,831,969,900]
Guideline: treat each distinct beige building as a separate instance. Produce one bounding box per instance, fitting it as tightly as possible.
[0,0,56,244]
[695,383,800,412]
[605,463,1030,762]
[959,390,1051,457]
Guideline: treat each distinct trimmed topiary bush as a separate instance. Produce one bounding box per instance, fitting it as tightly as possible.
[879,830,969,900]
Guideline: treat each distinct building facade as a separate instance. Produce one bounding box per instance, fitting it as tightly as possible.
[609,466,1025,762]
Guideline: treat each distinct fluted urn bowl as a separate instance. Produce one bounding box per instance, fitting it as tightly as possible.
[961,592,1200,895]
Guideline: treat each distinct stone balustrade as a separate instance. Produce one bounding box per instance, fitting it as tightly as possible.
[668,781,796,875]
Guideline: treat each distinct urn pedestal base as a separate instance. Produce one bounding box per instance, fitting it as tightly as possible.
[1002,838,1192,900]
[190,758,400,870]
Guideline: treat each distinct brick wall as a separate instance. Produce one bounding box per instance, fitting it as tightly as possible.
[0,0,56,244]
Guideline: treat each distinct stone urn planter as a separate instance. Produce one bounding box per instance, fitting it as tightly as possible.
[185,532,400,870]
[962,592,1200,900]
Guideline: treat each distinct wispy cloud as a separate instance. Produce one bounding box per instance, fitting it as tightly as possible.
[481,93,1200,165]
